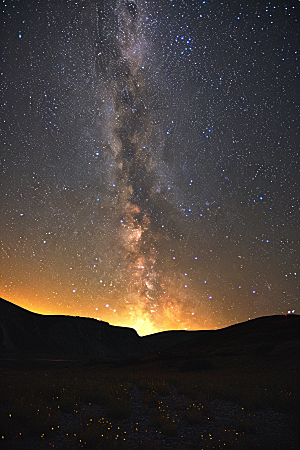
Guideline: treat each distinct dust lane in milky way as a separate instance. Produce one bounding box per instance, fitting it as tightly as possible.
[0,0,299,335]
[103,1,177,331]
[99,1,194,333]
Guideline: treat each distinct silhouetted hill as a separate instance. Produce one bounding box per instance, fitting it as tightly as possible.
[0,298,151,358]
[1,298,299,362]
[141,329,211,352]
[159,314,300,368]
[142,315,300,354]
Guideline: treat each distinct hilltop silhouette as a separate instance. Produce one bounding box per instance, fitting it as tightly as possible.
[0,298,299,363]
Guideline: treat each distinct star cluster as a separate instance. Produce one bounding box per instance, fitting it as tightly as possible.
[1,0,299,335]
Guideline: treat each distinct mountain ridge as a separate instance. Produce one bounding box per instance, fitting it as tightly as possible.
[1,297,299,359]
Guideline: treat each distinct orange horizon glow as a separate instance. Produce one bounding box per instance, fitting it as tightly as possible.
[0,294,220,336]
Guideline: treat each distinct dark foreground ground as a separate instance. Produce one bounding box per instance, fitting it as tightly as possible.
[0,315,299,449]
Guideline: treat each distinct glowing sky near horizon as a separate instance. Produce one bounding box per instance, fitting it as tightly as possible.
[0,0,299,336]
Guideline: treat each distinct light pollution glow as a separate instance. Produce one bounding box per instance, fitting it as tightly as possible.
[0,290,218,336]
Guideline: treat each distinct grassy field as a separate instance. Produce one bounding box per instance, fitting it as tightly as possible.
[0,346,298,449]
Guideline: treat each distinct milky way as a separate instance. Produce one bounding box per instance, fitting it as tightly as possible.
[98,0,193,332]
[1,0,299,335]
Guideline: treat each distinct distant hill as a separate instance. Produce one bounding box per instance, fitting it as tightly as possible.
[0,298,151,358]
[141,329,212,352]
[143,314,300,356]
[0,298,299,360]
[171,315,300,367]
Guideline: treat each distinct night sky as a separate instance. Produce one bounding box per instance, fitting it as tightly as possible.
[1,0,299,336]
